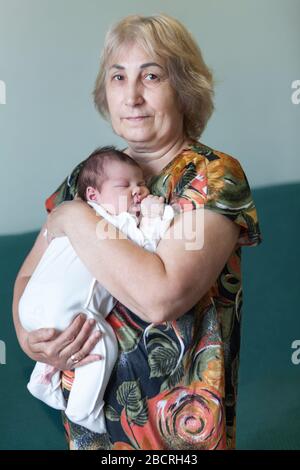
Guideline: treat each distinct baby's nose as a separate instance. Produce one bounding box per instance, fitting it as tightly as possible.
[132,187,142,203]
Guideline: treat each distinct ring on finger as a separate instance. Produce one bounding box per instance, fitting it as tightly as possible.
[70,353,80,364]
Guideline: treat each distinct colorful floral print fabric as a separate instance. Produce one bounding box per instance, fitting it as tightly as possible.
[45,142,262,450]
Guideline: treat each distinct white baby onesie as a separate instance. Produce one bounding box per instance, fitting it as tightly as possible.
[19,200,174,433]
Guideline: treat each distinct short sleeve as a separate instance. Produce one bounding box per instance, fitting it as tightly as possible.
[45,160,85,213]
[203,152,262,247]
[169,147,262,247]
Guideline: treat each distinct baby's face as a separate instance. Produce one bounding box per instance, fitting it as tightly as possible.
[90,160,150,215]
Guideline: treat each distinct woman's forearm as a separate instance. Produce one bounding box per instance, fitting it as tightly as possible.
[12,221,51,357]
[63,206,169,322]
[51,202,240,324]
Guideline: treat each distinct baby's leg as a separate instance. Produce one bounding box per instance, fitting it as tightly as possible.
[65,311,118,434]
[27,362,66,410]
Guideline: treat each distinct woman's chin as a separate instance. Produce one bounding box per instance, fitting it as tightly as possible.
[118,127,156,145]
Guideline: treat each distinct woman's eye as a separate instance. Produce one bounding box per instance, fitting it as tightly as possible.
[144,73,158,81]
[112,74,124,81]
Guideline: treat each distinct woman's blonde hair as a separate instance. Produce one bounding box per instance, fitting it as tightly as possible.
[93,14,214,140]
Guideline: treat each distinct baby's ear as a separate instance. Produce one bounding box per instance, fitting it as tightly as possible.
[86,186,97,201]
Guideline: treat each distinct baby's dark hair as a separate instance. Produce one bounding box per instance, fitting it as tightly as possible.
[77,146,141,201]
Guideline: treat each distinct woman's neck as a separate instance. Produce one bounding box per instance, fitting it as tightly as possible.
[125,135,192,179]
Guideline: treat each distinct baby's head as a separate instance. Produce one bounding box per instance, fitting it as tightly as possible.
[77,146,150,216]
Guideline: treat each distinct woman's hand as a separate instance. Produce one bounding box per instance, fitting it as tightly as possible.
[46,198,87,243]
[25,313,103,370]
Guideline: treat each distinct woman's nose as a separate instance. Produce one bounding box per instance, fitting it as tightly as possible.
[125,82,144,107]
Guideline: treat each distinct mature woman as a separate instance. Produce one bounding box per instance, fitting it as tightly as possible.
[13,14,261,450]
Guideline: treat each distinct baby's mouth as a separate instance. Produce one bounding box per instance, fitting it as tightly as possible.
[129,203,141,217]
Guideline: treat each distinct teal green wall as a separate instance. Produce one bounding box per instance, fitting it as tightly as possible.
[0,0,299,234]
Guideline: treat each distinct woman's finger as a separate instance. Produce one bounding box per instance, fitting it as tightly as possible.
[62,320,102,360]
[46,231,54,244]
[60,318,96,360]
[72,328,103,358]
[27,328,58,352]
[71,354,103,369]
[64,329,103,369]
[46,204,68,239]
[53,314,87,352]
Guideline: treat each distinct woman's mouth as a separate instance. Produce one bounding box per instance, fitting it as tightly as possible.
[124,116,150,122]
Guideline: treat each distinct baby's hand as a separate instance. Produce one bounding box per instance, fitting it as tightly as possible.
[141,195,165,218]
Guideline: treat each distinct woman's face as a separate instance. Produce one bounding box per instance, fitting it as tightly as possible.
[105,44,184,151]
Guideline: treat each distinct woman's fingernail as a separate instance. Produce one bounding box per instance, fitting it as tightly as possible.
[89,319,96,326]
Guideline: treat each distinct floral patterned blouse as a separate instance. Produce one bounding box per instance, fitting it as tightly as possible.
[45,142,262,450]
